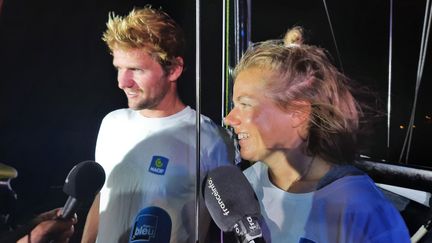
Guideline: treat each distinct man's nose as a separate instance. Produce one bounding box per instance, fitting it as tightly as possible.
[117,70,135,89]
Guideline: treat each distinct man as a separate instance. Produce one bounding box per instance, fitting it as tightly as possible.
[81,6,235,243]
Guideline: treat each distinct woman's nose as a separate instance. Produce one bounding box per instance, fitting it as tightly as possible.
[224,109,240,127]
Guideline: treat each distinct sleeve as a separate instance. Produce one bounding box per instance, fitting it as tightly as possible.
[318,176,411,243]
[366,203,411,243]
[94,113,112,165]
[340,195,411,243]
[203,125,236,170]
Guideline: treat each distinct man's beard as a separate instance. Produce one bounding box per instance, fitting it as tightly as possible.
[128,82,171,111]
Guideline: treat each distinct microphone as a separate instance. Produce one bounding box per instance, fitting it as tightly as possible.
[203,165,265,243]
[129,206,172,243]
[60,160,105,219]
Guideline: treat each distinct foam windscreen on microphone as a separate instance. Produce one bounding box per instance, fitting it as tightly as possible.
[63,160,105,200]
[203,165,261,232]
[129,206,172,243]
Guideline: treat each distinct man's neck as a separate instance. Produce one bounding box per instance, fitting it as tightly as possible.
[138,97,186,118]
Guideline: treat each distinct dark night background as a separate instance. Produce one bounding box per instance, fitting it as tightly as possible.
[0,0,431,242]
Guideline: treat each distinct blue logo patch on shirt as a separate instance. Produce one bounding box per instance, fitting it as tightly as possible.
[148,155,169,175]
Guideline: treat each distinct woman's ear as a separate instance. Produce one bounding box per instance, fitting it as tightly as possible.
[289,100,311,128]
[167,57,184,82]
[288,101,311,141]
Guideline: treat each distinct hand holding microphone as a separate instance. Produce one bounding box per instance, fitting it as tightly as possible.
[0,160,104,243]
[203,165,265,243]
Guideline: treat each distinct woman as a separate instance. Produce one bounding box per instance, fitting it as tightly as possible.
[224,27,410,243]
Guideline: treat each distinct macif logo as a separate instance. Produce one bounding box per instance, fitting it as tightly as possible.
[148,155,169,175]
[130,214,158,242]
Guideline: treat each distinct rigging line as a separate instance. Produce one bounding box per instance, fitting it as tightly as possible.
[234,0,239,64]
[400,0,431,162]
[387,0,394,152]
[322,0,344,73]
[399,0,430,162]
[405,0,432,162]
[246,0,252,47]
[194,0,201,242]
[419,0,432,79]
[224,0,232,123]
[220,7,229,241]
[399,0,432,163]
[401,0,431,162]
[221,0,227,125]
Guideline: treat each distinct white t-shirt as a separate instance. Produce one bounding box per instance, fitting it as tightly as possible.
[95,106,234,243]
[243,162,411,243]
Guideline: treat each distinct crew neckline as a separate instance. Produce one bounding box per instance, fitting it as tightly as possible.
[134,106,192,122]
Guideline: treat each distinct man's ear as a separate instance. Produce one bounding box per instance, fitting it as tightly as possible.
[167,57,184,82]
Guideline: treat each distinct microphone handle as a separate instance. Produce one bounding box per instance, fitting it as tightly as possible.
[233,216,265,243]
[250,238,265,243]
[60,196,79,219]
[239,236,266,243]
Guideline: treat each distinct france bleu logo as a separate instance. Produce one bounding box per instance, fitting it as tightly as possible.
[129,212,157,242]
[148,155,169,175]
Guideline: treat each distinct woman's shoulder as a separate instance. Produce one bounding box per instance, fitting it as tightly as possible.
[316,170,391,208]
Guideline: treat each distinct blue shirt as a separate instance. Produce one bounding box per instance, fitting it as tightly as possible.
[243,162,411,243]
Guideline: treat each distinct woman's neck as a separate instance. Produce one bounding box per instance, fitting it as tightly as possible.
[266,153,332,193]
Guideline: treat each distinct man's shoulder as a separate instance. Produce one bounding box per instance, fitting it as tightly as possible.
[199,117,232,142]
[194,112,223,131]
[183,108,227,133]
[103,108,135,120]
[199,115,220,129]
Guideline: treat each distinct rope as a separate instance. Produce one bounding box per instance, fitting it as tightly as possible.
[322,0,344,72]
[194,0,201,241]
[399,0,432,163]
[387,0,394,153]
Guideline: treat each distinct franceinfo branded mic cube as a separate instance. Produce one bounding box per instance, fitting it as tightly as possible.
[129,206,171,243]
[60,160,105,219]
[203,165,265,243]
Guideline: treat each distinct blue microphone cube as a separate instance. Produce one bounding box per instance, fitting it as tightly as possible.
[129,206,171,243]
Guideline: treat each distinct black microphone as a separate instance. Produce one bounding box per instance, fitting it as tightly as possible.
[203,165,265,243]
[60,160,105,219]
[129,206,172,243]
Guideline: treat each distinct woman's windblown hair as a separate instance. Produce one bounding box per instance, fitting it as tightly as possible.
[234,26,371,164]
